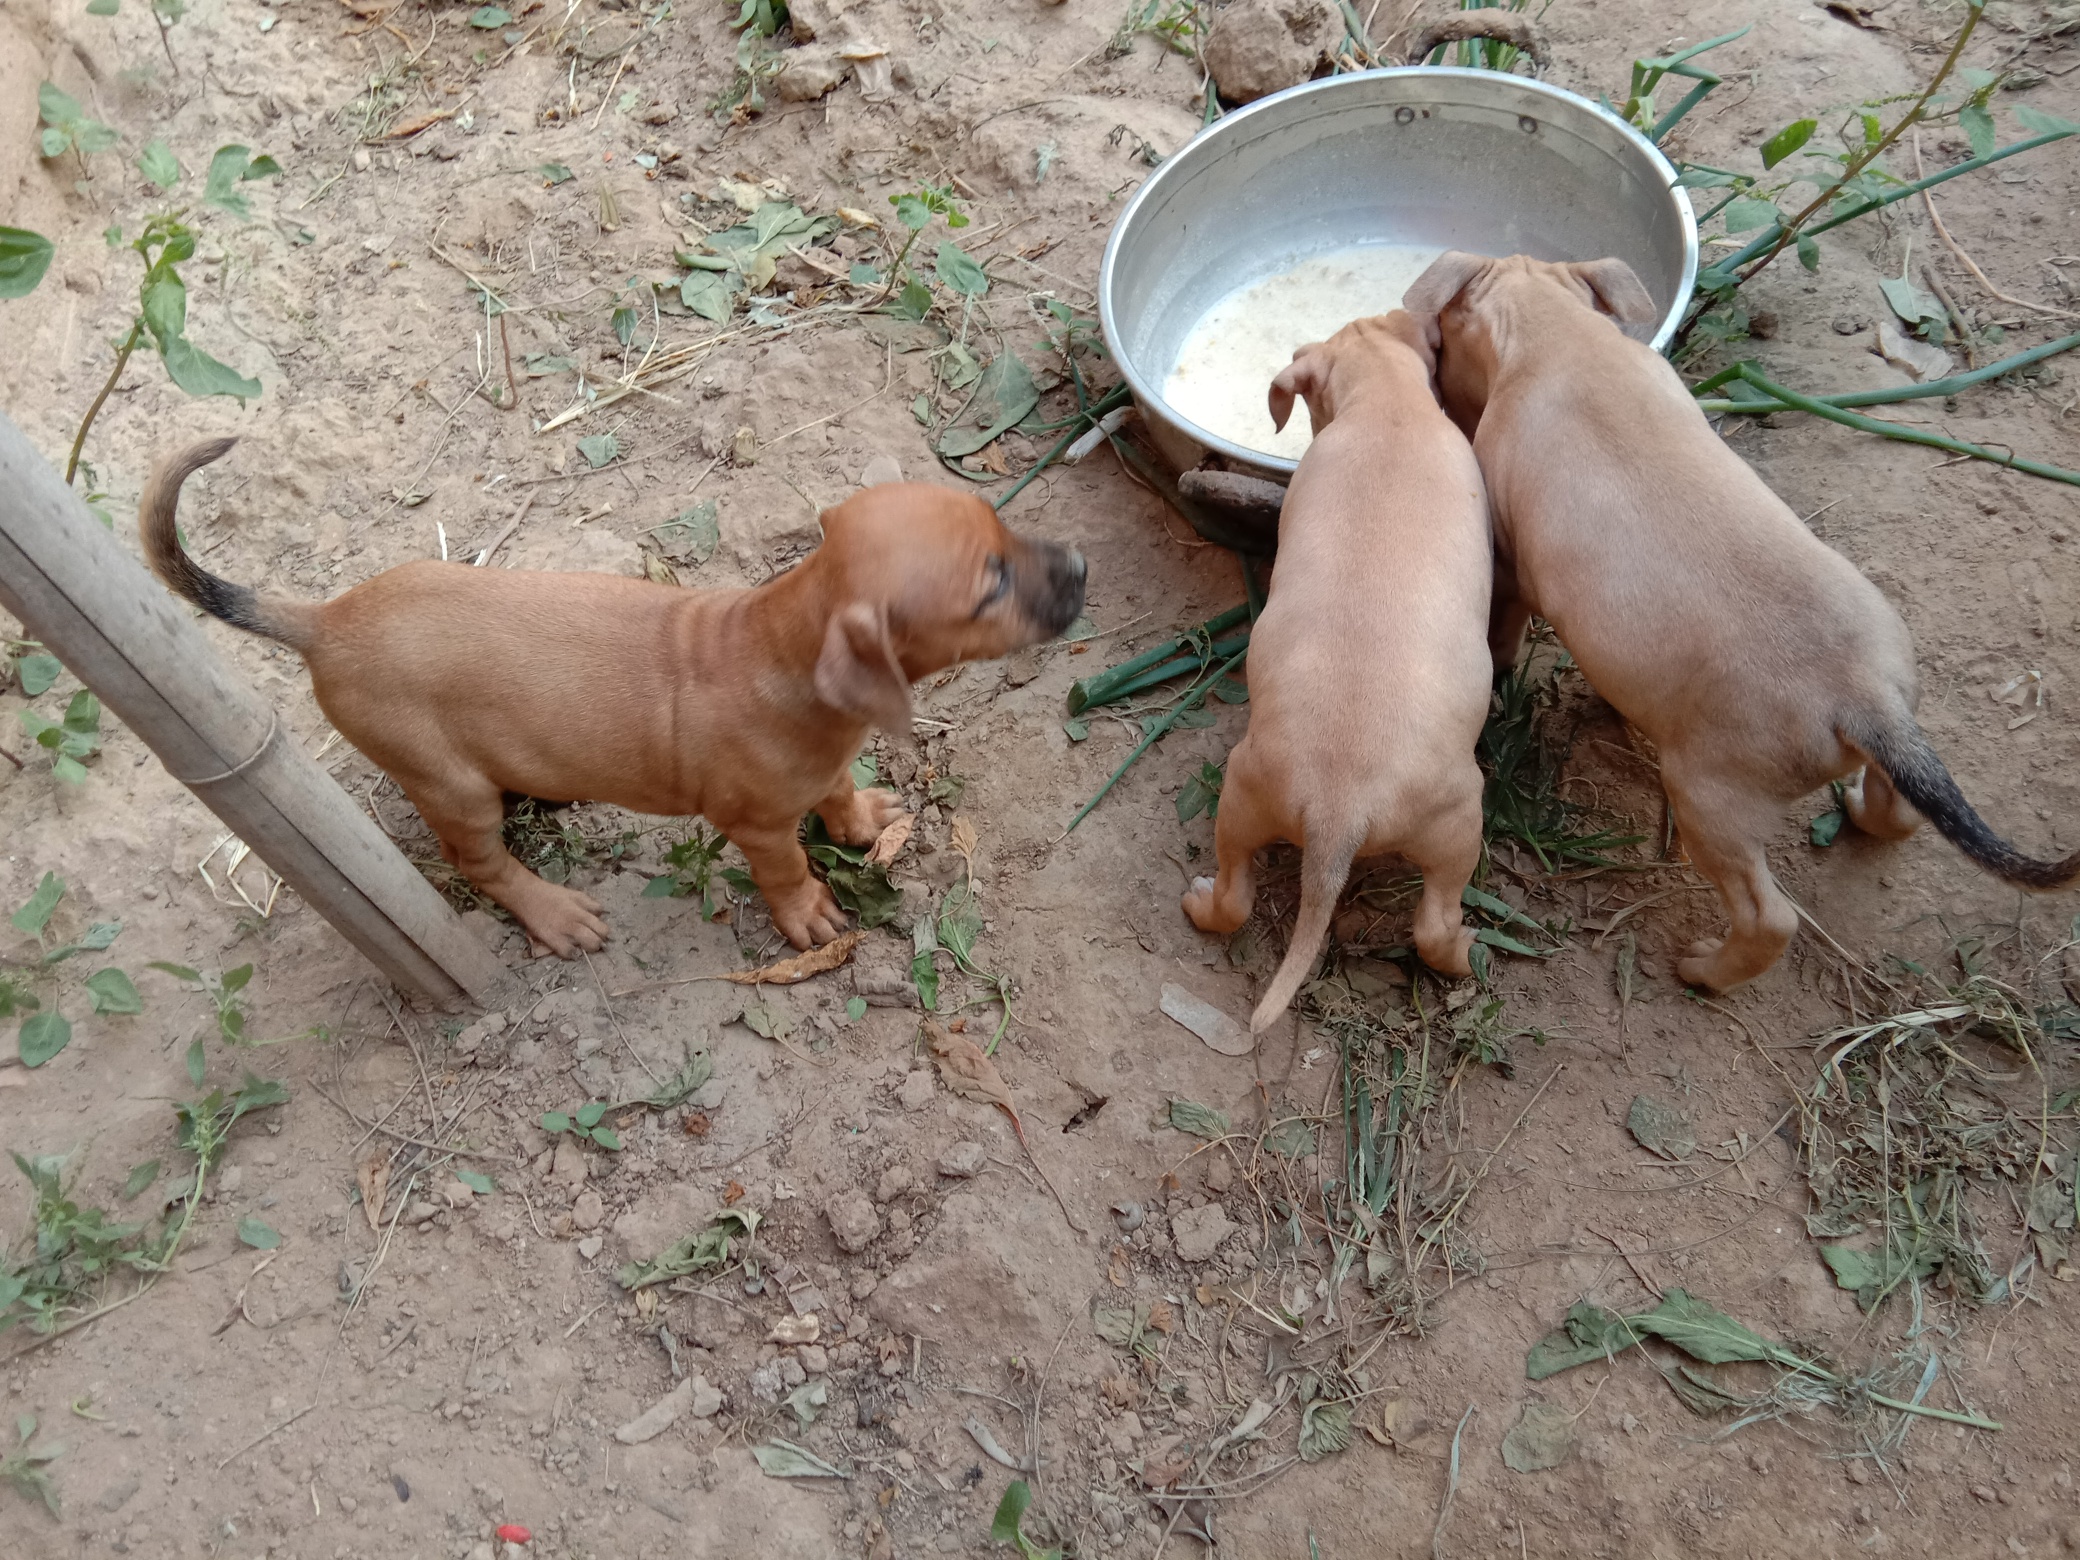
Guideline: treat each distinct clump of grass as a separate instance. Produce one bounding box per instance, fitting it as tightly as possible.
[1479,652,1645,873]
[1787,934,2080,1312]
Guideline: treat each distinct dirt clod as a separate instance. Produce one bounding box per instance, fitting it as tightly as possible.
[828,1189,883,1253]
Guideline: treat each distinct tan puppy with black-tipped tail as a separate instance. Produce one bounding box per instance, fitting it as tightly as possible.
[1404,250,2080,991]
[1181,310,1494,1032]
[140,438,1087,959]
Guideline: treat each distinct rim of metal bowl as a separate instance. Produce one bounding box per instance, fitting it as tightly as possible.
[1098,67,1699,477]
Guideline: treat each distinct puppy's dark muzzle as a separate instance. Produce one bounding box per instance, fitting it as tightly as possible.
[1021,543,1087,638]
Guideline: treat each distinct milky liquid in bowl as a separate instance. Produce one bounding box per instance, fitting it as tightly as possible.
[1158,243,1443,462]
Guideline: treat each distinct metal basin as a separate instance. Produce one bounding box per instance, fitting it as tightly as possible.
[1099,68,1697,483]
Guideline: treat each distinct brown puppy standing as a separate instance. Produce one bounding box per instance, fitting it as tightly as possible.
[141,440,1086,956]
[1404,251,2080,991]
[1182,311,1493,1031]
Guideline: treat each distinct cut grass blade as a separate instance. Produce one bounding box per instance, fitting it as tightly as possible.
[1691,332,2080,414]
[1069,604,1252,714]
[1061,647,1247,836]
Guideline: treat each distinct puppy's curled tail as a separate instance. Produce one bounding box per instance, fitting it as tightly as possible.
[1855,713,2080,890]
[139,439,318,651]
[1249,823,1365,1034]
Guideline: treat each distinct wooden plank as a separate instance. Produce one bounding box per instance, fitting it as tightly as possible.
[0,412,512,1008]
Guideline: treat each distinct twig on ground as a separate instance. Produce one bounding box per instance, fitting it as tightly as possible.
[1916,130,2079,321]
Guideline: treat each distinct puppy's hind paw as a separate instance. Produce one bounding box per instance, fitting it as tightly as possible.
[1676,938,1728,991]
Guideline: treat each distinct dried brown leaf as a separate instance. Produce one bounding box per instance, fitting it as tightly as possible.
[949,814,978,868]
[864,815,913,867]
[926,1020,1015,1112]
[717,929,866,986]
[357,1152,390,1234]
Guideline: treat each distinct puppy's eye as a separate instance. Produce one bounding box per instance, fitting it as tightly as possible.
[974,554,1010,616]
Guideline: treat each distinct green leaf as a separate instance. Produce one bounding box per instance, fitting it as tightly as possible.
[457,1168,496,1195]
[236,1215,281,1249]
[849,753,878,788]
[933,240,988,298]
[1626,1094,1695,1161]
[1809,806,1845,847]
[45,922,122,963]
[938,881,984,965]
[1264,1117,1316,1158]
[120,1160,160,1200]
[1297,1399,1352,1463]
[1795,233,1820,273]
[52,754,88,785]
[589,1125,623,1151]
[889,277,934,321]
[217,964,252,996]
[1878,271,1945,328]
[751,1439,848,1479]
[1063,717,1089,742]
[243,154,282,182]
[19,1009,72,1067]
[12,872,64,935]
[680,268,733,322]
[1168,1098,1228,1138]
[849,261,880,286]
[539,162,575,185]
[84,968,141,1014]
[611,304,638,346]
[13,653,60,695]
[40,127,71,159]
[2013,103,2080,137]
[137,138,180,190]
[825,863,901,928]
[891,193,931,230]
[203,145,258,218]
[1175,761,1224,823]
[1500,1401,1575,1472]
[87,0,120,13]
[992,1481,1035,1543]
[0,979,39,1020]
[641,874,681,899]
[185,1035,205,1086]
[576,1100,607,1128]
[468,4,511,24]
[1525,1301,1646,1380]
[1473,927,1548,959]
[159,333,262,401]
[1959,102,1996,162]
[148,961,200,984]
[652,499,720,565]
[1719,196,1781,234]
[910,947,939,1012]
[1759,118,1816,169]
[540,1110,572,1134]
[576,433,619,468]
[844,996,867,1022]
[937,351,1039,459]
[1631,1289,1801,1368]
[0,227,56,300]
[740,1000,794,1040]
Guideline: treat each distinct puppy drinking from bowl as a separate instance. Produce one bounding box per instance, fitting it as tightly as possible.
[141,439,1087,958]
[1181,311,1494,1031]
[1403,250,2079,991]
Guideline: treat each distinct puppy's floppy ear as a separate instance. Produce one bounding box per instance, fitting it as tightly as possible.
[816,601,913,734]
[1268,346,1327,433]
[1568,258,1659,337]
[1401,250,1493,322]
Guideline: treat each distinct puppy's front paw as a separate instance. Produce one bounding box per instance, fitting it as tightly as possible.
[768,880,851,950]
[823,787,909,847]
[1181,877,1220,930]
[518,884,611,959]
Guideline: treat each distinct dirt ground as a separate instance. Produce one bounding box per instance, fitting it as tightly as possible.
[4,0,2080,1555]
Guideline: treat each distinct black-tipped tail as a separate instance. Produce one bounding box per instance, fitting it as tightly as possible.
[1859,717,2080,890]
[138,439,310,649]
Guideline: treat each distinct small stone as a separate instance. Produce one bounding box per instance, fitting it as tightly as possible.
[1204,0,1339,104]
[576,1235,604,1260]
[441,1178,476,1211]
[898,1069,936,1112]
[828,1190,881,1253]
[937,1141,986,1178]
[1170,1204,1239,1263]
[615,1378,696,1444]
[749,1360,786,1405]
[849,1271,878,1301]
[774,48,845,101]
[1847,1461,1869,1486]
[353,147,372,172]
[220,1166,245,1195]
[571,1191,605,1232]
[779,1356,807,1389]
[470,1545,495,1560]
[1831,315,1862,335]
[550,1138,588,1190]
[1203,1158,1233,1195]
[769,1314,821,1345]
[1972,1485,1998,1503]
[875,1165,914,1202]
[643,102,678,124]
[690,1375,724,1418]
[407,1198,440,1225]
[800,1344,829,1375]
